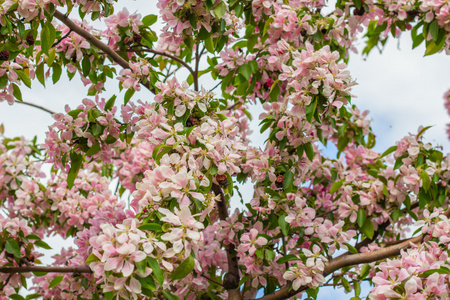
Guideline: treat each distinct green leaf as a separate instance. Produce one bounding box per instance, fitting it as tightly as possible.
[391,208,402,222]
[162,291,180,300]
[12,83,22,101]
[25,234,40,240]
[82,56,91,77]
[147,257,164,286]
[68,109,83,118]
[142,15,157,27]
[429,19,439,42]
[265,249,275,261]
[52,63,62,84]
[171,255,195,281]
[92,123,103,136]
[420,170,431,192]
[424,38,445,56]
[104,95,116,111]
[6,239,21,258]
[238,64,251,80]
[360,218,374,239]
[420,266,450,277]
[213,2,227,19]
[354,280,361,297]
[330,179,344,194]
[353,0,362,9]
[283,170,294,192]
[9,295,25,300]
[356,209,365,227]
[49,276,64,288]
[204,36,215,53]
[15,69,32,88]
[138,223,162,231]
[344,243,358,254]
[304,142,315,161]
[47,49,56,66]
[85,142,101,157]
[25,293,42,300]
[36,63,45,86]
[34,240,52,250]
[278,214,289,236]
[85,253,99,264]
[67,152,83,189]
[381,145,396,158]
[276,254,298,264]
[359,264,370,279]
[136,259,147,275]
[124,88,135,105]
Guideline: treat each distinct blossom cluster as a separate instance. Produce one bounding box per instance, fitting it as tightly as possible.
[370,241,450,299]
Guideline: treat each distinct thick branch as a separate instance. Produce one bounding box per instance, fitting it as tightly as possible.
[54,11,130,70]
[53,11,154,93]
[256,206,450,300]
[15,100,55,115]
[254,235,424,300]
[0,266,92,274]
[211,183,241,300]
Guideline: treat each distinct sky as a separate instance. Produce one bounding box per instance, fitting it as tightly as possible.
[1,0,449,299]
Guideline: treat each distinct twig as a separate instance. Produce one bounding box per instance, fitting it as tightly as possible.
[225,101,244,111]
[52,30,72,48]
[201,274,224,287]
[209,81,222,92]
[126,48,196,85]
[15,100,56,115]
[0,274,13,291]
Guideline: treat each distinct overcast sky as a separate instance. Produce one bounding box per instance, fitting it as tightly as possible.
[1,0,449,299]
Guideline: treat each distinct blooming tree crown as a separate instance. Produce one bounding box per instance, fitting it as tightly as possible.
[0,0,449,299]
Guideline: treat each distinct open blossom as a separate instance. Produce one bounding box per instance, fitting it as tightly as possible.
[237,228,268,256]
[160,206,204,254]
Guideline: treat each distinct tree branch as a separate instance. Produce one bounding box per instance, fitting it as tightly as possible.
[0,265,92,274]
[53,11,153,93]
[211,183,241,300]
[253,235,424,300]
[53,11,130,71]
[15,100,56,115]
[128,48,197,88]
[255,207,450,300]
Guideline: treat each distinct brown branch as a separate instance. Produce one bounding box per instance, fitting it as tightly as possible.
[0,266,92,274]
[53,11,153,93]
[15,100,56,115]
[127,48,196,88]
[211,183,241,300]
[52,29,72,48]
[253,235,424,300]
[254,207,450,300]
[54,11,130,70]
[201,274,224,287]
[0,274,13,291]
[347,200,420,254]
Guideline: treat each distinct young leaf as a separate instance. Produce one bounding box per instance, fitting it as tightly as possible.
[171,255,195,281]
[360,218,374,239]
[67,152,83,189]
[213,2,227,18]
[147,257,164,286]
[49,276,64,288]
[6,239,21,258]
[330,179,344,194]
